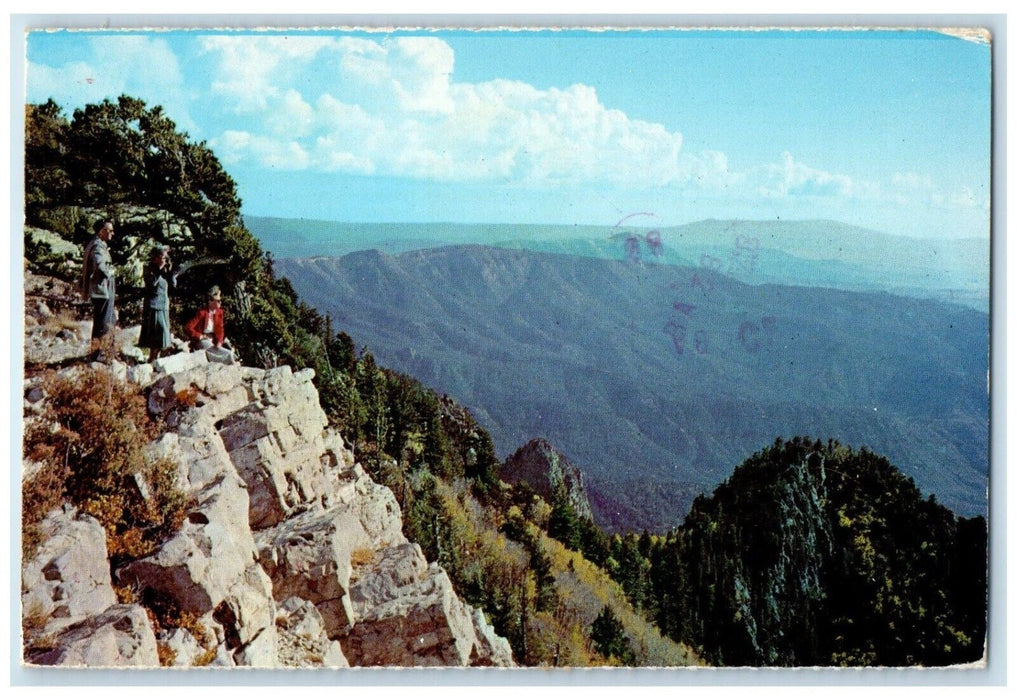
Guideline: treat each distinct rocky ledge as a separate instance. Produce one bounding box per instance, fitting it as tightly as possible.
[21,345,514,668]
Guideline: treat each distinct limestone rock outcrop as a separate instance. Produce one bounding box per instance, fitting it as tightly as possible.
[275,597,349,668]
[341,542,512,667]
[22,347,513,668]
[501,437,595,521]
[22,507,159,667]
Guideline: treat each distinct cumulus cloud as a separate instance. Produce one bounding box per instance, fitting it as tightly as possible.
[756,151,856,199]
[199,35,689,189]
[215,130,309,170]
[200,35,337,113]
[28,31,972,228]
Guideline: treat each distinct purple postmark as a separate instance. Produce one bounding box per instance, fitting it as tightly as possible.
[615,212,663,264]
[660,225,774,357]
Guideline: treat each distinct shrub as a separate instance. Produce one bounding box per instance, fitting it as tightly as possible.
[350,547,376,567]
[156,642,177,667]
[21,457,70,559]
[22,366,192,565]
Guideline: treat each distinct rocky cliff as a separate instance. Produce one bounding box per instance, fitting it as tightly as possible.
[21,312,514,668]
[501,438,594,522]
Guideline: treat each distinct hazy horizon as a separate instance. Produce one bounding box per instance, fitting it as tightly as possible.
[243,212,991,244]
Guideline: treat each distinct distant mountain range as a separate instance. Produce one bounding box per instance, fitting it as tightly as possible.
[247,216,988,312]
[274,244,989,532]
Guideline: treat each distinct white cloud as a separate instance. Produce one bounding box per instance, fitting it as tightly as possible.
[265,89,315,138]
[200,35,688,189]
[200,35,337,113]
[28,60,110,107]
[212,130,309,170]
[27,34,193,132]
[756,151,855,199]
[32,32,971,227]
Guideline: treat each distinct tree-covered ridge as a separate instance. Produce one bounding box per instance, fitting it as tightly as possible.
[650,437,987,666]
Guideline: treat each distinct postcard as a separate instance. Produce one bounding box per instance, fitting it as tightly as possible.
[13,16,999,684]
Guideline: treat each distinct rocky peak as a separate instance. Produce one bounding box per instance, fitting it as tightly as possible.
[501,438,594,521]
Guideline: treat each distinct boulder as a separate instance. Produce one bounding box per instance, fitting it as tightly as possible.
[21,346,512,670]
[24,604,159,667]
[255,491,403,637]
[153,349,209,377]
[128,362,156,388]
[469,607,515,667]
[144,415,232,491]
[340,543,490,667]
[160,627,205,667]
[213,366,357,527]
[116,468,259,616]
[212,563,278,666]
[21,506,116,627]
[147,360,250,421]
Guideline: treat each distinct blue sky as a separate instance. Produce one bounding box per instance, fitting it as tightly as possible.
[24,25,992,239]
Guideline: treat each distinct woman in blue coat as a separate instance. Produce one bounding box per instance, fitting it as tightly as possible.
[139,245,176,363]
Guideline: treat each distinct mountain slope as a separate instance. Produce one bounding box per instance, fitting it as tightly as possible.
[662,437,987,666]
[275,245,988,531]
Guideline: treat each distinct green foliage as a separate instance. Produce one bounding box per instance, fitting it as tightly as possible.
[547,487,583,551]
[32,94,976,670]
[25,100,71,222]
[657,436,987,667]
[22,95,310,368]
[22,94,699,669]
[22,367,192,565]
[591,605,635,665]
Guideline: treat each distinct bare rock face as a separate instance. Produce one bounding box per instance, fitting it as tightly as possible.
[501,438,594,521]
[117,468,259,615]
[216,366,353,528]
[469,608,515,667]
[275,597,349,668]
[255,467,405,637]
[21,507,158,667]
[25,604,159,667]
[340,543,498,667]
[22,507,117,625]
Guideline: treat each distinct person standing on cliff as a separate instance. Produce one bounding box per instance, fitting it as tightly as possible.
[81,219,116,361]
[139,244,177,363]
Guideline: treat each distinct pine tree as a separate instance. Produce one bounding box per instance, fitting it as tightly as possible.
[590,605,633,664]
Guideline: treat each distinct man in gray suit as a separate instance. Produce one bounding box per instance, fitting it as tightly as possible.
[81,219,116,360]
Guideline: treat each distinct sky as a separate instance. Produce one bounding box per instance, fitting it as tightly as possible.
[21,23,993,239]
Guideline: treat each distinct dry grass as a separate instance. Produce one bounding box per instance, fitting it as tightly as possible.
[39,309,84,333]
[22,366,193,564]
[22,600,50,638]
[192,647,218,667]
[156,641,178,667]
[350,547,376,567]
